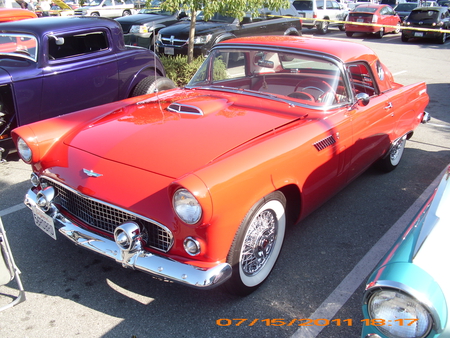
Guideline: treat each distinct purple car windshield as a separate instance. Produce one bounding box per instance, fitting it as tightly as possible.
[0,34,38,62]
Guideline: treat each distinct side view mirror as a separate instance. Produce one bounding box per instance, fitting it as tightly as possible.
[49,35,65,45]
[240,17,253,24]
[356,92,370,106]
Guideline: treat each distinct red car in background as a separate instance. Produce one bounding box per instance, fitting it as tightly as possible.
[345,4,401,38]
[0,8,37,21]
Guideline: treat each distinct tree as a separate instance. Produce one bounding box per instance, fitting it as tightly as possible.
[161,0,290,63]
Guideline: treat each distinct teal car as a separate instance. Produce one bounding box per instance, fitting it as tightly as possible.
[362,164,450,338]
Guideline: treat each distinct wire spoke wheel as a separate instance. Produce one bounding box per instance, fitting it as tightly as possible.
[225,191,286,296]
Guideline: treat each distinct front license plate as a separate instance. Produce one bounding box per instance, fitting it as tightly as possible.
[164,47,174,55]
[414,32,424,37]
[32,206,56,240]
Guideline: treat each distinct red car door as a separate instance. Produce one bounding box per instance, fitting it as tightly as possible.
[346,62,396,179]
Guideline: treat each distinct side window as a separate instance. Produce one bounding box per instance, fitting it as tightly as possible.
[348,62,377,97]
[104,0,112,6]
[259,8,279,21]
[48,32,108,60]
[317,0,325,9]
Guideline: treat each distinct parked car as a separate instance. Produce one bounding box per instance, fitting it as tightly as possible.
[156,6,302,57]
[74,0,136,18]
[437,0,450,6]
[0,7,37,21]
[361,164,450,338]
[345,4,402,37]
[402,6,450,43]
[116,1,187,50]
[292,0,348,34]
[394,2,419,21]
[348,0,378,10]
[35,0,75,16]
[12,36,430,295]
[0,16,174,161]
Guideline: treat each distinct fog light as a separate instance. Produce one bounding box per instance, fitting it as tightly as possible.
[114,222,141,252]
[36,186,55,211]
[184,237,201,256]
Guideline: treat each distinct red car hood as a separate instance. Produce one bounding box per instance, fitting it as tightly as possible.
[64,89,302,178]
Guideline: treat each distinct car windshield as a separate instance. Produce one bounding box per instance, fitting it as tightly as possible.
[196,12,235,23]
[353,6,377,12]
[293,1,313,10]
[0,33,38,62]
[138,0,172,15]
[408,9,439,20]
[187,47,349,109]
[395,3,417,10]
[86,0,103,5]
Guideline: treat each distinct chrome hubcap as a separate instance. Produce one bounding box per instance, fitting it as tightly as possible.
[241,210,277,276]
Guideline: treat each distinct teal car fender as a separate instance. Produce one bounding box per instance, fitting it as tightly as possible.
[362,165,450,338]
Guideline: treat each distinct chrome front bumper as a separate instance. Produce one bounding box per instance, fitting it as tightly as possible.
[24,188,232,289]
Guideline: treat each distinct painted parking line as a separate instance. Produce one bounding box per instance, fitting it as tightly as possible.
[291,166,446,338]
[0,203,26,217]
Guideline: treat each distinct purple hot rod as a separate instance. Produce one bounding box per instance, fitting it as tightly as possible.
[0,16,175,161]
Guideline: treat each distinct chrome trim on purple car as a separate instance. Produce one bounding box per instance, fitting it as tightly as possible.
[24,189,232,289]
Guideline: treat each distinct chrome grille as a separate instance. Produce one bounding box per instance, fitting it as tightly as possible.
[41,178,173,252]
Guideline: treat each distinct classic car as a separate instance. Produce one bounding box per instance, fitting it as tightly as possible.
[74,0,136,17]
[35,0,75,17]
[0,16,174,161]
[401,6,450,43]
[116,1,187,50]
[155,6,302,57]
[292,0,348,34]
[393,2,419,21]
[0,7,37,21]
[345,4,402,37]
[361,164,450,338]
[12,36,429,296]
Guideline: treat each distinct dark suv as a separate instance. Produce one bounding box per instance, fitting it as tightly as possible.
[116,1,187,50]
[155,6,302,57]
[401,6,450,43]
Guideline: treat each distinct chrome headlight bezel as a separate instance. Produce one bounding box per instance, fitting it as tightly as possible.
[172,188,202,225]
[17,137,32,163]
[367,289,433,338]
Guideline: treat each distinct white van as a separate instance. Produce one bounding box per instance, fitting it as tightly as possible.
[292,0,348,34]
[74,0,136,18]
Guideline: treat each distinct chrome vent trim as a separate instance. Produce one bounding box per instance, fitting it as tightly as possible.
[40,177,173,253]
[314,135,336,151]
[167,103,204,115]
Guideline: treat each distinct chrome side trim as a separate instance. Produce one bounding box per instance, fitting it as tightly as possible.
[25,189,232,289]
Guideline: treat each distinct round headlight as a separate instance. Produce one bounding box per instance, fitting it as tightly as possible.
[17,137,32,162]
[368,290,432,338]
[173,189,202,224]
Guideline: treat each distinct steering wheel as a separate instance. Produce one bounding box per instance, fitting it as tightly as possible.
[287,91,315,101]
[292,78,337,103]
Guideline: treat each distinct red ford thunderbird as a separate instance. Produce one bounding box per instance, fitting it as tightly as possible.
[12,36,430,296]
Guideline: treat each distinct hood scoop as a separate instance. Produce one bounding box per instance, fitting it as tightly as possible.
[167,103,203,115]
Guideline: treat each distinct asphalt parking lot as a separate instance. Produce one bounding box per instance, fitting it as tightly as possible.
[1,28,449,338]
